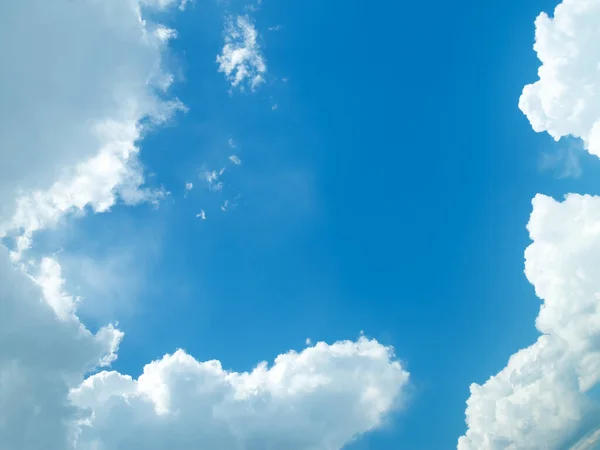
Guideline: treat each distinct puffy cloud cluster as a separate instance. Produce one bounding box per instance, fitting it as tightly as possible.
[460,1,600,448]
[72,337,408,450]
[0,1,410,449]
[217,15,267,91]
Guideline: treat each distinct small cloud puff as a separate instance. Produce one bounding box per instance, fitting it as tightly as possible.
[228,155,242,165]
[216,15,266,91]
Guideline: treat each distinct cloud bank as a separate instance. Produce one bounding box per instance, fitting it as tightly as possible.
[460,1,600,448]
[0,0,182,259]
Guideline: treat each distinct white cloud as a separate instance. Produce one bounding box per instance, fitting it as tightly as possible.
[0,0,182,260]
[2,120,171,261]
[519,0,600,158]
[196,210,207,220]
[458,194,600,449]
[31,257,80,321]
[228,155,242,165]
[217,15,267,91]
[141,0,188,10]
[460,1,600,447]
[221,199,230,211]
[72,337,409,450]
[184,182,194,197]
[0,0,162,447]
[0,247,122,450]
[203,169,225,192]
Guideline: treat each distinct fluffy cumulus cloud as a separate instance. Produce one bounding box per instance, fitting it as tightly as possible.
[459,194,600,449]
[0,2,410,449]
[217,15,267,91]
[519,0,600,157]
[460,1,600,448]
[72,337,408,449]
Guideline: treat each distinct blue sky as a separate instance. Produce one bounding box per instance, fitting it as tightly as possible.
[111,0,579,446]
[86,0,597,445]
[5,0,600,449]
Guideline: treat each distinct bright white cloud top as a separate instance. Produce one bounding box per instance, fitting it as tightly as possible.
[217,15,267,91]
[0,1,410,449]
[459,1,600,448]
[519,0,600,158]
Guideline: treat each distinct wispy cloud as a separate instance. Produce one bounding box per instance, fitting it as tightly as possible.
[216,15,266,91]
[539,142,584,179]
[202,169,224,192]
[228,155,242,165]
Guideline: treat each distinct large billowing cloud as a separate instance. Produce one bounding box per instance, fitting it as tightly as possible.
[459,194,600,449]
[0,0,181,258]
[0,0,171,445]
[460,1,600,448]
[0,1,410,449]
